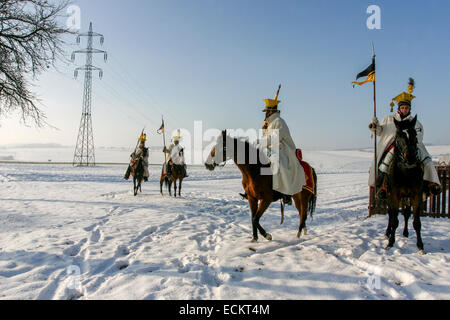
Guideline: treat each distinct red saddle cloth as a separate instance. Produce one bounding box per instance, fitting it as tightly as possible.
[296,149,315,195]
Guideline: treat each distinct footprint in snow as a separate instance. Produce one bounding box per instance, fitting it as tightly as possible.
[90,227,103,243]
[63,238,87,256]
[115,260,129,271]
[115,245,130,257]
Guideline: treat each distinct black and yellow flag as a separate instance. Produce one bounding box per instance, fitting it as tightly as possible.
[157,119,165,134]
[352,58,375,86]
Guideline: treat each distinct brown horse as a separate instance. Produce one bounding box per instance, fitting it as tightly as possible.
[205,131,317,242]
[160,162,186,197]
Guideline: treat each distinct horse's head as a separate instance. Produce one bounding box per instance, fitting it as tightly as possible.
[394,115,419,167]
[204,130,228,171]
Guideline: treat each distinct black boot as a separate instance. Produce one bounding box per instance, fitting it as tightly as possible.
[376,172,387,200]
[124,165,132,180]
[239,193,248,200]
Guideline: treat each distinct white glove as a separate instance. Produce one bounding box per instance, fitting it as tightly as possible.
[369,117,379,132]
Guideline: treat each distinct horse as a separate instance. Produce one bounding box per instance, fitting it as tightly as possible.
[384,115,425,254]
[131,156,145,196]
[205,130,317,242]
[160,162,186,197]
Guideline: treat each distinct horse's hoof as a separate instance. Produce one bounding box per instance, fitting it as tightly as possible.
[251,238,258,243]
[385,245,393,250]
[418,249,425,255]
[296,231,301,239]
[303,228,308,236]
[265,234,272,241]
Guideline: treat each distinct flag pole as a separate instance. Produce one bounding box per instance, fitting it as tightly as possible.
[161,116,166,150]
[160,116,169,166]
[371,43,377,217]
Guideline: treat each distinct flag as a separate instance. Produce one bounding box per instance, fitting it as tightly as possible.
[157,120,165,134]
[352,58,375,86]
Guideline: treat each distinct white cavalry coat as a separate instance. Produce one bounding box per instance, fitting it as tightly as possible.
[167,144,185,165]
[264,112,306,195]
[368,112,440,186]
[133,146,149,177]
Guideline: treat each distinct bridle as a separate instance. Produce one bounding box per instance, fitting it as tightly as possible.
[394,128,419,169]
[205,130,228,170]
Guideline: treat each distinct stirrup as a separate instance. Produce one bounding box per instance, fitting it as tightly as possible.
[376,189,387,200]
[282,195,292,206]
[430,183,442,196]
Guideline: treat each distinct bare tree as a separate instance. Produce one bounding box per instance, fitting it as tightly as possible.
[0,0,71,126]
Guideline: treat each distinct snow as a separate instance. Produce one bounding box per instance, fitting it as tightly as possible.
[0,147,449,300]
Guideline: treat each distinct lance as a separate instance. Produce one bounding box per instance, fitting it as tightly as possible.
[274,84,281,101]
[161,116,166,149]
[158,116,168,163]
[371,43,377,216]
[135,127,145,151]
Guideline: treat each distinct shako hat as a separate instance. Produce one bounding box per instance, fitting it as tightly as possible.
[173,129,181,142]
[390,78,416,112]
[263,84,282,112]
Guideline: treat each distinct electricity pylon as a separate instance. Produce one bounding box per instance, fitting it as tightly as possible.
[72,22,107,167]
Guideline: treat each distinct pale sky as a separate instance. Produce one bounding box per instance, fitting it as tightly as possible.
[1,0,449,149]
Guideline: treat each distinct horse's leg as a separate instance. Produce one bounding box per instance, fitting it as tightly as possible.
[248,196,258,242]
[403,205,411,238]
[173,179,177,198]
[254,199,272,241]
[133,177,137,196]
[178,178,182,197]
[168,179,172,196]
[385,214,391,239]
[412,195,424,253]
[293,192,307,238]
[160,177,163,195]
[386,195,399,249]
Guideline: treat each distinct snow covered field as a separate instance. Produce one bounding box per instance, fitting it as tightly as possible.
[0,147,449,300]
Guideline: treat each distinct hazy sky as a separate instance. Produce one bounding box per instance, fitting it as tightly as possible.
[1,0,449,149]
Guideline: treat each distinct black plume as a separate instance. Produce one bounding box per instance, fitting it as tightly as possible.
[408,77,415,89]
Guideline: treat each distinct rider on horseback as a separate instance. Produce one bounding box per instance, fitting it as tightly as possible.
[369,78,441,199]
[163,130,188,178]
[124,132,150,181]
[240,86,306,206]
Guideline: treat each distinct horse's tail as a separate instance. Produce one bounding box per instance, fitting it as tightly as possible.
[307,168,318,220]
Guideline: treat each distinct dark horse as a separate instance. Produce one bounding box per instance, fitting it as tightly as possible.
[160,162,186,197]
[205,131,317,242]
[131,157,145,196]
[385,116,425,254]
